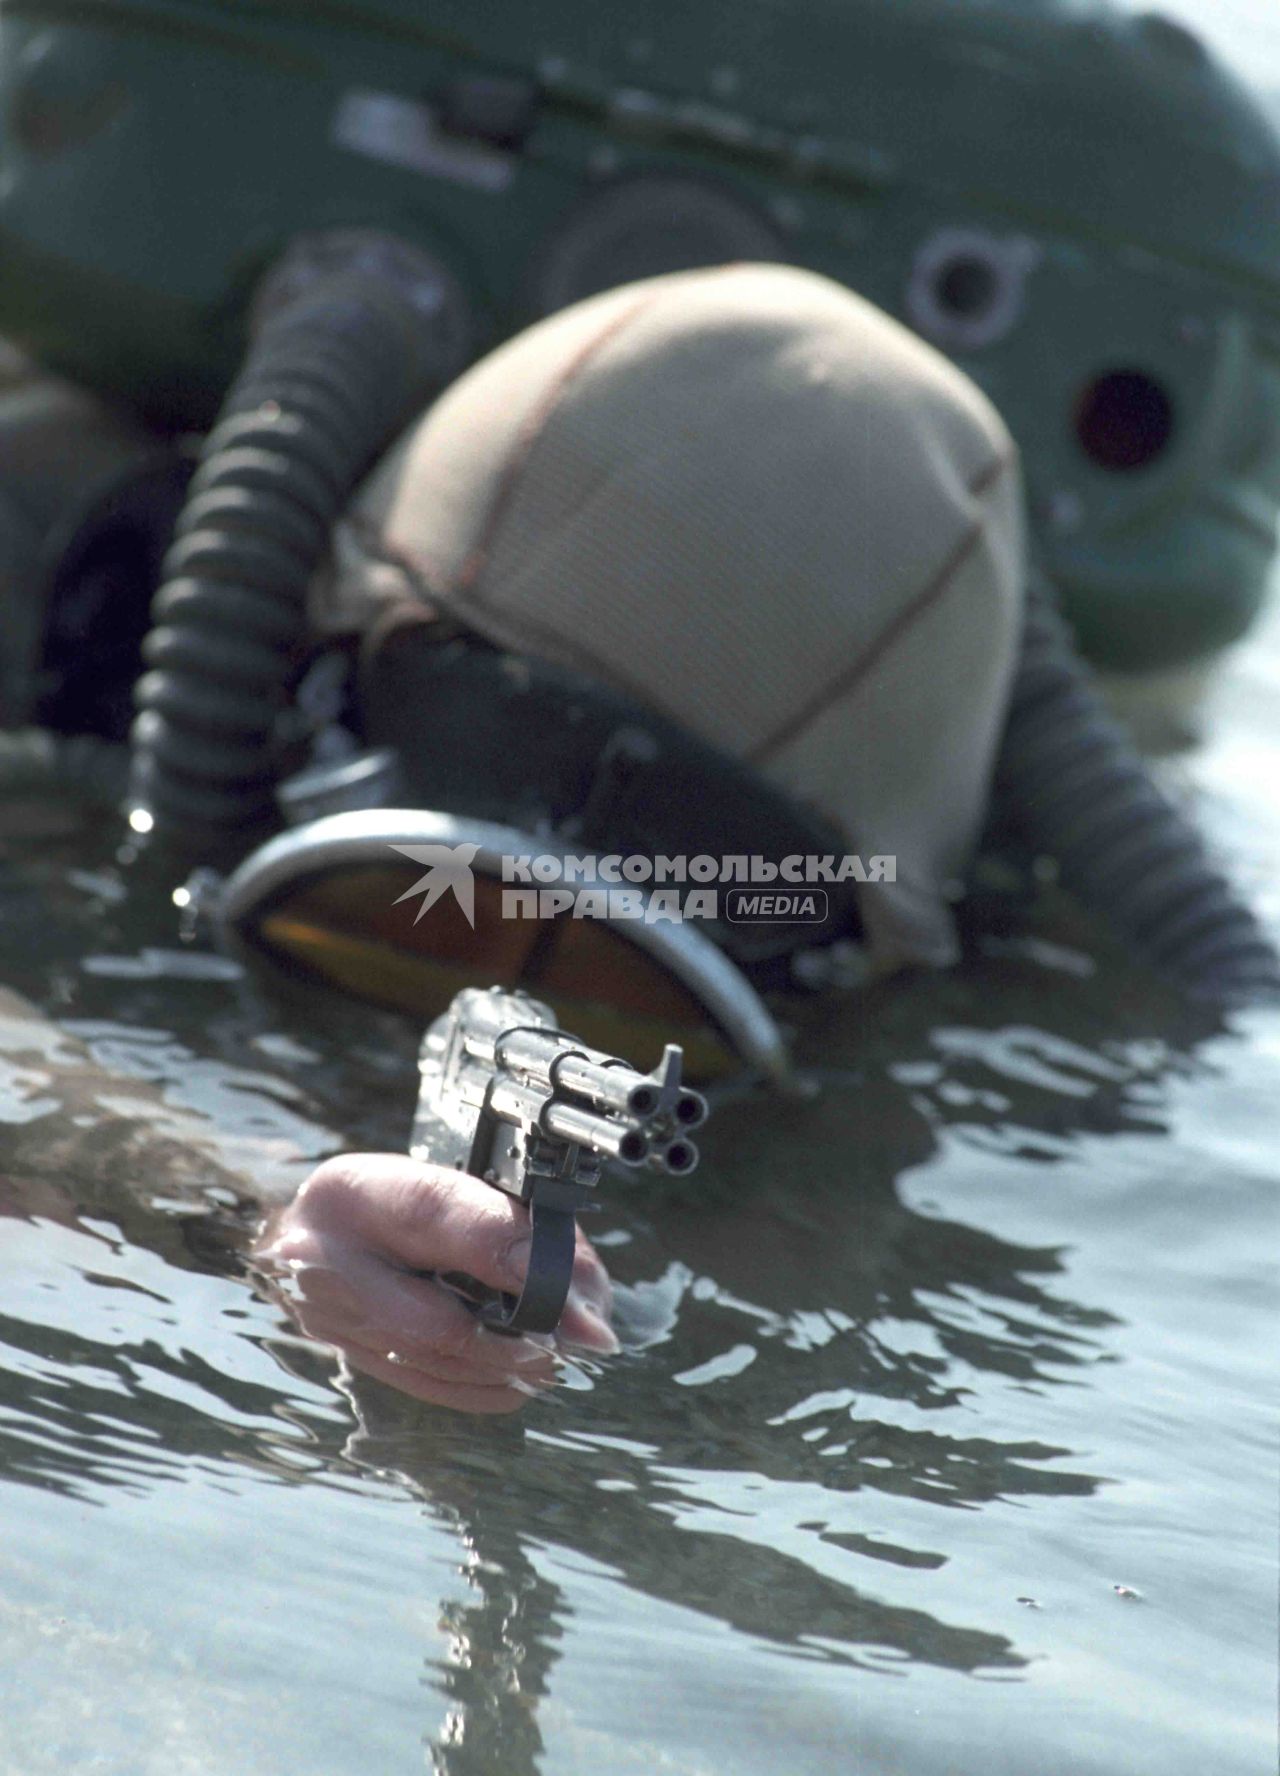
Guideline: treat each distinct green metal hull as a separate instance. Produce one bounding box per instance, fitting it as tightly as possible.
[0,0,1277,669]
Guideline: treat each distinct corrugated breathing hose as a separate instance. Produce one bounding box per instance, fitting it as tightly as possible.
[127,251,459,854]
[996,573,1280,1003]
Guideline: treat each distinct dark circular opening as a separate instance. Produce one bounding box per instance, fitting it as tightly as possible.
[619,1130,648,1165]
[628,1084,658,1116]
[933,255,1000,319]
[665,1141,695,1173]
[675,1092,704,1127]
[1075,370,1174,472]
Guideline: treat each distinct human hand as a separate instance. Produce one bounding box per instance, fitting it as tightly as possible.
[254,1153,617,1414]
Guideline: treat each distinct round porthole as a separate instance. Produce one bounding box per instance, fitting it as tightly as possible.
[1075,370,1174,471]
[906,228,1037,351]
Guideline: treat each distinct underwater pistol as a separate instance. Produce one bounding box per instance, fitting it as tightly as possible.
[410,986,707,1334]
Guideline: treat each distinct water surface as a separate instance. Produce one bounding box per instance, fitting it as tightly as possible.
[3,633,1277,1775]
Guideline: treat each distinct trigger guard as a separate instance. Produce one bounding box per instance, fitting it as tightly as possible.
[480,1197,577,1335]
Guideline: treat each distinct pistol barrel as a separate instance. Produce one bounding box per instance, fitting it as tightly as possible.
[487,1012,705,1172]
[543,1099,650,1166]
[673,1088,708,1130]
[651,1136,700,1176]
[552,1052,662,1118]
[498,1027,702,1125]
[489,1075,650,1166]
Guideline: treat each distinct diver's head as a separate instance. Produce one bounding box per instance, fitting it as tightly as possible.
[318,262,1025,980]
[220,260,1277,1061]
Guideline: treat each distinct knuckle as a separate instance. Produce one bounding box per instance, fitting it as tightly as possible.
[294,1156,358,1217]
[394,1163,455,1219]
[388,1163,472,1245]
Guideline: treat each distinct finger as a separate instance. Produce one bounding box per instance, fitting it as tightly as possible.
[553,1227,618,1352]
[293,1155,539,1296]
[282,1238,559,1381]
[571,1225,613,1311]
[368,1268,563,1381]
[337,1336,542,1415]
[274,1156,620,1357]
[558,1286,620,1354]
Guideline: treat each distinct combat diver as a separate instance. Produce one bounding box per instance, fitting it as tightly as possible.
[162,264,1273,1414]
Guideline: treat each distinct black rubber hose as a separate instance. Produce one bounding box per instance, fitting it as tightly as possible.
[995,574,1280,1002]
[127,273,442,853]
